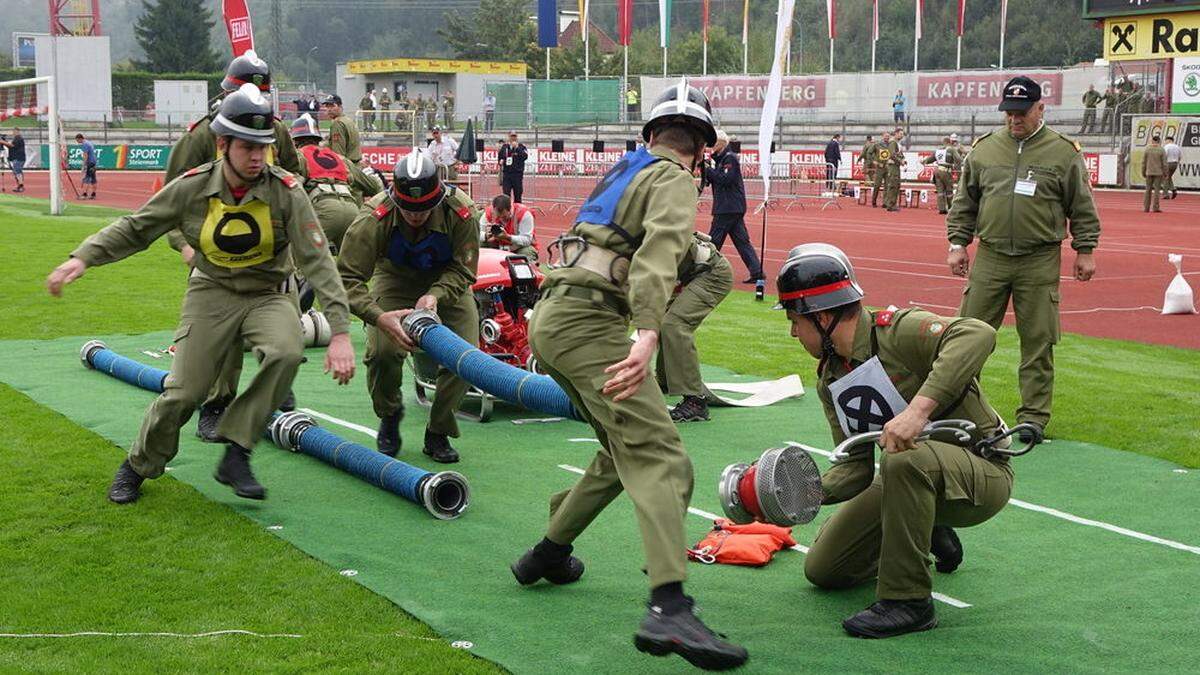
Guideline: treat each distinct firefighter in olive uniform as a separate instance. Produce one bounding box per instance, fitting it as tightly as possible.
[47,84,356,505]
[921,135,962,214]
[858,135,877,190]
[322,94,362,164]
[871,131,892,208]
[337,151,480,463]
[776,243,1015,639]
[289,113,383,249]
[509,82,748,671]
[163,51,305,441]
[655,232,733,423]
[947,77,1100,440]
[881,132,904,211]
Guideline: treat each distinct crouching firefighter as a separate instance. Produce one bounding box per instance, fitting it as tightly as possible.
[512,81,748,670]
[290,113,384,251]
[655,231,733,422]
[776,243,1022,638]
[47,84,356,504]
[337,151,480,463]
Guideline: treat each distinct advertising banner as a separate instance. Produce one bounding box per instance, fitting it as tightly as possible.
[41,144,170,170]
[687,76,826,112]
[1172,57,1200,113]
[918,72,1063,107]
[1129,115,1200,186]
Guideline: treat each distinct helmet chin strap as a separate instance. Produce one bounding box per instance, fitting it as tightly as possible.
[806,311,843,370]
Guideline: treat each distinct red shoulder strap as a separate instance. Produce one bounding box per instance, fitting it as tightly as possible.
[875,310,895,327]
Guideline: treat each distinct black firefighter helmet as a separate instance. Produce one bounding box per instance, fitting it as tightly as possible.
[641,79,718,147]
[209,83,276,144]
[391,151,445,212]
[774,243,864,315]
[222,49,271,93]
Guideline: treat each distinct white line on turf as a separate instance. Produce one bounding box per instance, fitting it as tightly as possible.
[298,407,377,438]
[785,441,1200,557]
[0,630,302,639]
[556,463,973,609]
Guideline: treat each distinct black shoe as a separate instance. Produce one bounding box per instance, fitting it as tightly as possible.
[278,389,296,412]
[634,598,749,671]
[886,207,901,212]
[1016,422,1045,445]
[376,412,402,457]
[423,429,460,463]
[195,403,226,442]
[214,443,266,499]
[930,525,963,573]
[740,276,764,284]
[842,598,937,639]
[107,459,145,504]
[670,395,710,423]
[938,210,948,215]
[510,547,586,585]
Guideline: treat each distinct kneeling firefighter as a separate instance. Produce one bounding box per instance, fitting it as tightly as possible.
[337,151,480,463]
[777,243,1018,638]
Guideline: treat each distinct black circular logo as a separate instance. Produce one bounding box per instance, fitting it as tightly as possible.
[213,212,262,254]
[836,385,895,434]
[313,148,340,170]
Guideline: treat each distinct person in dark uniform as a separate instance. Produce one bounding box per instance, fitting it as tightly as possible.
[704,130,763,284]
[498,131,528,203]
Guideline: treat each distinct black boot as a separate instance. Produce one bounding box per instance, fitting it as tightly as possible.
[376,412,402,457]
[511,539,585,585]
[107,459,145,504]
[930,525,963,573]
[842,597,937,639]
[278,389,296,412]
[669,395,710,423]
[195,403,225,442]
[1016,422,1045,445]
[423,429,460,464]
[214,443,266,499]
[634,597,749,670]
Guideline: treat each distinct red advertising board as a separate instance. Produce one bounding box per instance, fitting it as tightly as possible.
[689,76,826,110]
[917,72,1063,107]
[222,0,255,56]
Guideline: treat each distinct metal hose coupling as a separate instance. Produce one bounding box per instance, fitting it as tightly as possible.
[718,446,824,526]
[415,470,471,520]
[80,339,108,369]
[401,309,442,344]
[270,410,316,451]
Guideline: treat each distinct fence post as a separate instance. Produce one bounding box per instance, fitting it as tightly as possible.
[167,115,173,144]
[103,114,108,143]
[841,114,847,140]
[969,114,976,143]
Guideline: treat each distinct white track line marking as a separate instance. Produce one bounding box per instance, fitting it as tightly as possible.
[556,463,972,609]
[785,442,1200,557]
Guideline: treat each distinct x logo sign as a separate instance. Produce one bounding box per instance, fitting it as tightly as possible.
[1111,24,1135,53]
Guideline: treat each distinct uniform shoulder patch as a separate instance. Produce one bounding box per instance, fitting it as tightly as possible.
[182,161,214,178]
[187,114,212,133]
[268,164,300,189]
[875,310,895,327]
[373,201,392,220]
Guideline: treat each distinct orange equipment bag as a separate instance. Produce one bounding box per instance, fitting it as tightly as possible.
[687,518,797,567]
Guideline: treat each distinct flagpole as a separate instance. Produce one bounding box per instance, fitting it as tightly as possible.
[829,40,834,74]
[546,48,550,80]
[956,36,962,70]
[703,40,708,76]
[999,0,1007,69]
[871,39,876,72]
[663,47,667,77]
[743,41,748,74]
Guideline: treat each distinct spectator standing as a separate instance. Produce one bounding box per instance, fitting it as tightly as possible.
[893,90,906,123]
[482,92,496,132]
[824,133,842,192]
[75,133,98,199]
[425,126,460,180]
[704,130,763,283]
[443,91,455,131]
[1080,85,1101,134]
[0,128,26,192]
[1142,134,1167,213]
[359,90,376,132]
[626,86,639,120]
[497,131,528,203]
[378,89,392,132]
[1163,135,1182,199]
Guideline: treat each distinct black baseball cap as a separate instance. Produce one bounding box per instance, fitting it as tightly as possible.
[998,76,1041,112]
[321,94,342,106]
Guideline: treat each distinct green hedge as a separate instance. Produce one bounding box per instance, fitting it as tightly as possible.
[0,68,37,83]
[112,71,224,110]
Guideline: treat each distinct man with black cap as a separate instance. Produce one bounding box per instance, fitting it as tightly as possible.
[511,80,748,670]
[947,76,1100,443]
[775,243,1015,638]
[322,94,362,164]
[497,131,528,203]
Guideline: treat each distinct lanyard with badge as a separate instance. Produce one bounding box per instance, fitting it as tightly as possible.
[1014,169,1037,197]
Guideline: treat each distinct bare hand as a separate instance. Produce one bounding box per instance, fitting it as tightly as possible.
[1074,252,1096,282]
[323,333,356,385]
[602,330,658,402]
[947,248,970,277]
[180,244,195,265]
[377,309,417,351]
[880,406,930,454]
[46,258,87,297]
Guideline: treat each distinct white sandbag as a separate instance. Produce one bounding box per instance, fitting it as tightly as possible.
[1162,254,1196,315]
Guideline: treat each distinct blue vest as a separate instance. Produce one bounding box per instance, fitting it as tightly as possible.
[387,228,452,271]
[574,147,661,245]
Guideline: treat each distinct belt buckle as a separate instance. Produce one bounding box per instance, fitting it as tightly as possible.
[547,235,587,270]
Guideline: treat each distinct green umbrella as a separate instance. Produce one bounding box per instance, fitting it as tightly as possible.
[456,117,478,164]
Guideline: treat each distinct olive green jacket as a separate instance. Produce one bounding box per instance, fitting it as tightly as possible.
[1142,144,1168,177]
[337,187,480,326]
[543,144,698,333]
[327,114,362,163]
[859,141,878,167]
[71,160,350,333]
[947,124,1100,255]
[816,308,1004,503]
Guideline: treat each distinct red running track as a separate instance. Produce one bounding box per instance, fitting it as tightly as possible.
[12,170,1199,349]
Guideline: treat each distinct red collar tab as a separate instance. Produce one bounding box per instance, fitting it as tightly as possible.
[875,310,895,327]
[373,202,392,220]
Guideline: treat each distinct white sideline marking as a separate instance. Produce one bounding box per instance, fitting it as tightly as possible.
[298,407,377,438]
[556,463,972,609]
[0,630,302,639]
[785,441,1200,557]
[568,438,601,443]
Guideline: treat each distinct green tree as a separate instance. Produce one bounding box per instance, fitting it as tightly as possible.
[440,0,538,62]
[133,0,218,73]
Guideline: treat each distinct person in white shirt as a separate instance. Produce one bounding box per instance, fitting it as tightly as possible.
[1163,135,1182,199]
[425,126,460,180]
[479,194,537,261]
[482,93,497,132]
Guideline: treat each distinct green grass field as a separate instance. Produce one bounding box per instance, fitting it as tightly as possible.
[2,195,1198,672]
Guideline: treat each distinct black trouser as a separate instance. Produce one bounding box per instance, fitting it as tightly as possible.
[826,163,839,191]
[709,212,763,279]
[502,173,524,203]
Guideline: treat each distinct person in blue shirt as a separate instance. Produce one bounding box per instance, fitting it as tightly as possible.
[893,90,906,124]
[75,133,98,199]
[0,128,26,192]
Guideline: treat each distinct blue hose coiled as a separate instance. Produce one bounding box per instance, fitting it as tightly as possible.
[80,340,168,393]
[402,310,582,421]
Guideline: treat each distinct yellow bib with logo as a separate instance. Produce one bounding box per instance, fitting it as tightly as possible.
[877,148,891,161]
[199,197,275,268]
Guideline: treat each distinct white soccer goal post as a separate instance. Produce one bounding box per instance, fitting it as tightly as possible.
[0,76,62,215]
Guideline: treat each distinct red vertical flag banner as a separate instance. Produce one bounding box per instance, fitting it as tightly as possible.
[957,0,967,36]
[826,0,836,40]
[703,0,711,42]
[617,0,632,46]
[222,0,255,56]
[873,0,879,42]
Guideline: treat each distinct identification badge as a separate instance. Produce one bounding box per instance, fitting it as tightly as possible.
[827,356,909,438]
[505,156,513,166]
[1014,170,1037,197]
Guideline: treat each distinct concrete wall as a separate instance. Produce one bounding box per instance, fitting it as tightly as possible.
[34,35,113,123]
[153,80,207,126]
[335,64,525,118]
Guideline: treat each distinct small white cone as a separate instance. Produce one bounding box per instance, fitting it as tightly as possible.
[1162,254,1196,315]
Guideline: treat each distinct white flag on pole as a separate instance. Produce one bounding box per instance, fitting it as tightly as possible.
[758,0,796,207]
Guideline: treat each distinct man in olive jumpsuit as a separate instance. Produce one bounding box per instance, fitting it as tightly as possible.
[858,134,877,193]
[322,94,362,164]
[163,51,304,441]
[775,243,1014,638]
[655,232,733,423]
[290,113,383,248]
[1141,134,1167,214]
[947,77,1100,439]
[1079,84,1101,134]
[882,131,904,212]
[337,151,480,463]
[871,130,892,208]
[47,84,356,504]
[509,83,748,671]
[922,135,962,214]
